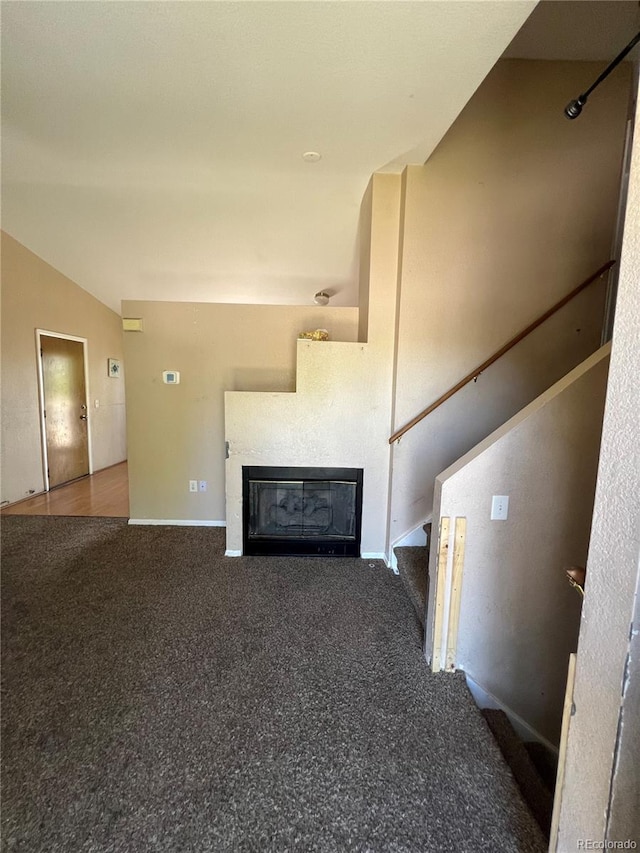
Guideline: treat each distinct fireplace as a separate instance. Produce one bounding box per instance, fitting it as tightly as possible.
[242,466,363,556]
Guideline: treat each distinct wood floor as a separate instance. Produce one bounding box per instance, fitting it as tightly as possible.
[1,462,129,517]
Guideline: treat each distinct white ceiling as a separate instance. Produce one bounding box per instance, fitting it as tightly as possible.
[3,1,638,314]
[1,1,537,312]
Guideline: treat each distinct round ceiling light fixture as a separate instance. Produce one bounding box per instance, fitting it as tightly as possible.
[303,151,322,162]
[314,291,330,306]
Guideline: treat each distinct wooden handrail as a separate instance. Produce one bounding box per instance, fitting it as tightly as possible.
[388,260,615,444]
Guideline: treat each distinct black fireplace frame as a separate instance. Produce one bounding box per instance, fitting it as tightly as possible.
[242,466,363,557]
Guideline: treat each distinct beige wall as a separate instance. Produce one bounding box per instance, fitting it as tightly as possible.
[122,301,358,522]
[431,346,610,746]
[357,180,373,343]
[225,173,401,556]
[557,91,640,851]
[1,232,126,505]
[388,59,631,546]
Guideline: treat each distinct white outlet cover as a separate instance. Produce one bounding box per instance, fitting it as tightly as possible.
[163,370,180,384]
[491,495,509,520]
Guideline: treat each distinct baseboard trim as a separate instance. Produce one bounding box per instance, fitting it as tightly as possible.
[361,552,389,567]
[388,550,399,575]
[128,519,226,527]
[94,459,128,474]
[465,674,559,755]
[386,517,432,575]
[1,490,46,510]
[393,518,432,550]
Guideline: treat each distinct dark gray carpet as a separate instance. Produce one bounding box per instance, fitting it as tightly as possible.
[2,516,546,852]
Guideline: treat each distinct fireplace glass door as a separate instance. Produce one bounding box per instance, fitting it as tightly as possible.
[242,467,363,556]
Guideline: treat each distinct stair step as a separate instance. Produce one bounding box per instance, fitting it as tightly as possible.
[395,545,428,626]
[525,741,559,792]
[482,708,554,839]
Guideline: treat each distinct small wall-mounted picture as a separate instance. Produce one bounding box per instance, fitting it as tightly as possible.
[108,358,121,378]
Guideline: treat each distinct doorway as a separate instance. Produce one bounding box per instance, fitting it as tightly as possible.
[37,331,91,490]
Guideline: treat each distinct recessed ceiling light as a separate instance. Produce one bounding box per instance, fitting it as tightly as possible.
[302,151,321,162]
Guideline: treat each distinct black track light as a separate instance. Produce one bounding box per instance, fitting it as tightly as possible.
[564,31,640,119]
[564,97,586,119]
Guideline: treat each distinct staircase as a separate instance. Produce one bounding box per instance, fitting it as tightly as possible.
[395,517,559,842]
[483,708,558,839]
[395,524,559,842]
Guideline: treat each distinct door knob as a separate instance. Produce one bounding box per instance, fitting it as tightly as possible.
[80,414,88,421]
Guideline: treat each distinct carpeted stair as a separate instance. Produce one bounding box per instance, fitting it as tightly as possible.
[393,522,557,842]
[525,740,559,793]
[395,523,431,626]
[482,709,558,839]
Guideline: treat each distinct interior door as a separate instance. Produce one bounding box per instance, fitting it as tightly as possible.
[40,335,90,488]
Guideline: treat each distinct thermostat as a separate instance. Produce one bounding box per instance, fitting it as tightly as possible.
[162,371,180,385]
[122,317,144,332]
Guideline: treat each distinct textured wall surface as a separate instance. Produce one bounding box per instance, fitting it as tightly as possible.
[225,173,401,556]
[1,233,127,505]
[607,575,640,843]
[122,302,358,522]
[431,347,610,745]
[557,96,640,850]
[388,59,631,545]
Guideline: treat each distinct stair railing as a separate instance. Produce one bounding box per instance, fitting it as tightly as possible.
[388,260,615,444]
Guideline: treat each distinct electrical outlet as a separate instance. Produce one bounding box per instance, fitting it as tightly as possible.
[199,480,207,492]
[491,495,509,520]
[189,480,198,493]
